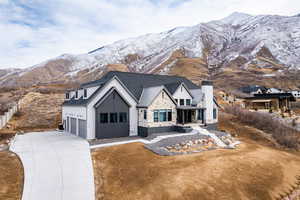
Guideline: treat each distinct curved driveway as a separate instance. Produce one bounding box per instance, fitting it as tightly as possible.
[10,131,95,200]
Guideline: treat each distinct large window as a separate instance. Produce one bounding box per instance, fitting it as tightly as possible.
[100,113,108,123]
[186,99,191,106]
[180,99,184,106]
[154,111,159,122]
[213,108,217,119]
[119,112,127,123]
[159,110,167,122]
[110,113,118,123]
[197,109,203,120]
[153,109,172,122]
[168,110,172,121]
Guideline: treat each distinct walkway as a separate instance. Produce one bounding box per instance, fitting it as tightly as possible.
[10,131,95,200]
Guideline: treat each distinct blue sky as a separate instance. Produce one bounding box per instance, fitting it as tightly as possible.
[0,0,299,69]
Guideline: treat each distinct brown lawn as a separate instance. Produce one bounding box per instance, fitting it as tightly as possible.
[92,114,300,200]
[0,151,23,200]
[2,113,300,200]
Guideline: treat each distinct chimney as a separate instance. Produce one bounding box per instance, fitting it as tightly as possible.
[201,80,214,124]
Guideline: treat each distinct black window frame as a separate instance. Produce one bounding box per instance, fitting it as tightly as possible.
[186,99,191,106]
[153,110,159,122]
[167,109,172,121]
[110,113,118,123]
[180,99,184,106]
[197,109,203,120]
[213,108,217,119]
[119,112,127,123]
[83,89,87,98]
[100,113,108,123]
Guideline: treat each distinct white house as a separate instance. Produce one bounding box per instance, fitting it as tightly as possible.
[291,90,300,99]
[62,71,219,139]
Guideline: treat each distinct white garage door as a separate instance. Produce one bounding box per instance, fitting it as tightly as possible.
[78,119,87,138]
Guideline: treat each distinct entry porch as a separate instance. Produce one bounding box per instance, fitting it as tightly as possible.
[176,106,205,125]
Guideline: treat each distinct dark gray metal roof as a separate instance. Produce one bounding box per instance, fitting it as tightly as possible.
[83,71,200,98]
[239,85,268,94]
[245,93,296,101]
[64,71,201,106]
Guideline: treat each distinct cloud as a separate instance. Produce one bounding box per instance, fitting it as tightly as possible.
[0,0,299,69]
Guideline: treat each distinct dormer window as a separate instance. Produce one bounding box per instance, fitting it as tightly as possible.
[84,89,87,98]
[75,91,78,99]
[66,92,70,100]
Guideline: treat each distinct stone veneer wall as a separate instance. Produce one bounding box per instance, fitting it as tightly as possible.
[146,90,177,128]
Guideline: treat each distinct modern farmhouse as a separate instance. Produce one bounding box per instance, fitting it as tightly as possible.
[62,71,218,139]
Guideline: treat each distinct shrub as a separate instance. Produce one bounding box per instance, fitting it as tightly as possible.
[224,105,300,149]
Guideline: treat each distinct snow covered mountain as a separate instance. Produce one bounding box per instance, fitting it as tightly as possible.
[1,12,300,88]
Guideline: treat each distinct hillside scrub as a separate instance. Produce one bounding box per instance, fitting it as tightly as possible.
[224,105,300,149]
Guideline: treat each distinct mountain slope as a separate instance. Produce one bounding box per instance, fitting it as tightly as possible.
[1,12,300,89]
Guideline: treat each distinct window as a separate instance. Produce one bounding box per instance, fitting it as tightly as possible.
[119,112,127,123]
[167,109,172,121]
[186,99,191,106]
[75,91,78,99]
[100,113,108,123]
[154,111,159,122]
[66,92,70,99]
[84,89,87,98]
[197,109,203,120]
[180,99,184,106]
[110,113,118,123]
[159,110,167,122]
[144,110,147,120]
[154,109,172,122]
[213,108,217,119]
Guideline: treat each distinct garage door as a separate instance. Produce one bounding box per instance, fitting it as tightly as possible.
[95,90,129,139]
[78,119,87,138]
[70,118,77,135]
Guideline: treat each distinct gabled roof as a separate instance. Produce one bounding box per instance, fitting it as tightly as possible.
[80,71,200,101]
[138,86,177,107]
[239,85,268,94]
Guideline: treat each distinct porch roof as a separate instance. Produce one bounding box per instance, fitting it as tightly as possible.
[176,106,204,110]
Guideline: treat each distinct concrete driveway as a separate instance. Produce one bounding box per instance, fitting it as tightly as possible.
[10,131,95,200]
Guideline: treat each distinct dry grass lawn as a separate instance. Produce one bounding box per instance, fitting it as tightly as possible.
[0,151,23,200]
[92,114,300,200]
[2,114,300,200]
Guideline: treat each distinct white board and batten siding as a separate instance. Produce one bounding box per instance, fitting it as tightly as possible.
[62,106,87,137]
[172,84,193,106]
[86,77,138,139]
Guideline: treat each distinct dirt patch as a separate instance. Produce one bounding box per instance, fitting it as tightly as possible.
[0,151,23,200]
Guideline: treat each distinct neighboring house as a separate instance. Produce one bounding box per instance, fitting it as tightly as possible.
[266,88,285,94]
[244,93,296,112]
[290,90,300,99]
[62,71,219,139]
[239,85,268,95]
